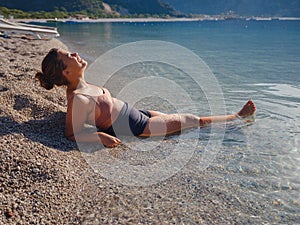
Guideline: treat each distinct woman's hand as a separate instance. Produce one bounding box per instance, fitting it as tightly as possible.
[99,132,121,148]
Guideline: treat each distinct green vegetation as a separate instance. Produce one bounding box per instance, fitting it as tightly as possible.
[105,0,177,15]
[0,6,176,19]
[2,0,296,19]
[0,0,104,13]
[0,6,129,19]
[0,7,70,19]
[0,0,179,19]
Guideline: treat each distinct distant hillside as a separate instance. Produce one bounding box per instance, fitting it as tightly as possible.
[0,0,104,13]
[104,0,176,15]
[1,0,298,17]
[163,0,300,17]
[0,0,177,16]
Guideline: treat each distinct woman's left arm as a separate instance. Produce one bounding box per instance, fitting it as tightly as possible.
[64,94,121,147]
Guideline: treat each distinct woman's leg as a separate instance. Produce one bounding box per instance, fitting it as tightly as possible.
[140,113,200,137]
[140,100,256,137]
[148,110,167,117]
[200,99,256,126]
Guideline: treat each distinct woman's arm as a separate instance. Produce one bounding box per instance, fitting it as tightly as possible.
[66,131,121,147]
[64,94,121,147]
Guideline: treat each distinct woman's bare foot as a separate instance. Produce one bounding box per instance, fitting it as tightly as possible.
[237,100,256,119]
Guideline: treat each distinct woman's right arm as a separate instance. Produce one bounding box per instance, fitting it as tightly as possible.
[67,131,121,147]
[64,94,121,147]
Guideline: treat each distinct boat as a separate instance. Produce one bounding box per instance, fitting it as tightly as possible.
[0,19,59,39]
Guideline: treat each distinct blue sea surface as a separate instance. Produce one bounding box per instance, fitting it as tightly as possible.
[54,20,299,222]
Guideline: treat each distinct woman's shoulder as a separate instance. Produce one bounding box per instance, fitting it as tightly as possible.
[76,84,104,96]
[67,91,91,105]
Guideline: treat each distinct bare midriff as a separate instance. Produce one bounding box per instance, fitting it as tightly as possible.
[93,88,124,130]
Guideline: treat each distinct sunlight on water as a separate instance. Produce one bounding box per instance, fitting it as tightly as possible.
[255,83,300,98]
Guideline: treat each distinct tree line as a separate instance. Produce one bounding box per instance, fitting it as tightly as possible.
[0,0,178,19]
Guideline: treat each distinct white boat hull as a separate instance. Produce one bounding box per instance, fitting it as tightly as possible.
[0,19,59,39]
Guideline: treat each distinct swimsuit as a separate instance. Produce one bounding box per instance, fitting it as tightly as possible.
[93,88,114,129]
[76,88,151,137]
[99,102,151,137]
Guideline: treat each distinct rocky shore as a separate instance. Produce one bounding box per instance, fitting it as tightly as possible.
[1,34,293,225]
[0,35,86,224]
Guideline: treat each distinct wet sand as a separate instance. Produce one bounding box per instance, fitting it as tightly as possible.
[0,34,297,224]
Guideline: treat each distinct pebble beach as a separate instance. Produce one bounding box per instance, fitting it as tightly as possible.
[0,34,298,225]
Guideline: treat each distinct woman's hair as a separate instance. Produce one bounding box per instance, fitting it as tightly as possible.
[35,48,69,90]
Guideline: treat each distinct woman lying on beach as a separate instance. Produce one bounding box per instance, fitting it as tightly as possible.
[36,48,256,148]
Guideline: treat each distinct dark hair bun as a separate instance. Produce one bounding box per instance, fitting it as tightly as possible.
[35,71,54,90]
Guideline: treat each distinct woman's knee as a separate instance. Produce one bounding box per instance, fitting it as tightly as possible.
[181,114,199,125]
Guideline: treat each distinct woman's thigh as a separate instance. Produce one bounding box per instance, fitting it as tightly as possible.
[140,114,199,137]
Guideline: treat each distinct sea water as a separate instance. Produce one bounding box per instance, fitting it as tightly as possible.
[54,20,299,222]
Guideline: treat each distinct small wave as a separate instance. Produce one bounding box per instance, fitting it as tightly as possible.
[263,83,300,99]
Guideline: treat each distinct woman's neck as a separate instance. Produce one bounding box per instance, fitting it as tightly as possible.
[67,77,88,91]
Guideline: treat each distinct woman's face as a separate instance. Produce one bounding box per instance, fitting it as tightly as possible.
[58,49,87,75]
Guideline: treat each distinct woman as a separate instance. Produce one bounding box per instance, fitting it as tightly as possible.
[36,48,256,147]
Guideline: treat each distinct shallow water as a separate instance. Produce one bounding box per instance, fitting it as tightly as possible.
[53,20,300,222]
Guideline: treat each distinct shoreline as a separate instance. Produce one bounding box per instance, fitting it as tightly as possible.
[14,16,300,24]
